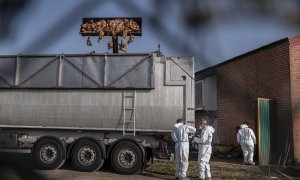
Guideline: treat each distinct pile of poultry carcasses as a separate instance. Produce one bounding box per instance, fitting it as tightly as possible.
[81,18,141,53]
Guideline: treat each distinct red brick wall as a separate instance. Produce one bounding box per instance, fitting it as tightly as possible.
[289,36,300,165]
[216,40,292,160]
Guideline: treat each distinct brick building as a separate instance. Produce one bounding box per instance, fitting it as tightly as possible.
[195,35,300,166]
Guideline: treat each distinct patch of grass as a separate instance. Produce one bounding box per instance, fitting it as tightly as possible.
[146,159,175,176]
[145,158,282,180]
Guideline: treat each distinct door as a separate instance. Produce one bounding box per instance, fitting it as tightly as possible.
[257,98,274,165]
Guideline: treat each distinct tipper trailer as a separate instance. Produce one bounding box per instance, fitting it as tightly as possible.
[0,52,194,174]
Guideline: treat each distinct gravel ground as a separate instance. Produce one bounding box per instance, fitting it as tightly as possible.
[0,152,299,180]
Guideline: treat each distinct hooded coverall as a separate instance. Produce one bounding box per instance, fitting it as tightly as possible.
[237,124,256,164]
[171,122,196,179]
[194,126,215,180]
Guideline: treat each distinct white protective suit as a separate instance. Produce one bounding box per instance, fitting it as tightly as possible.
[194,125,215,180]
[237,124,256,164]
[171,122,196,179]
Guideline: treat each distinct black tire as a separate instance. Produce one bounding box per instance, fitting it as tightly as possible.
[110,141,143,175]
[33,138,65,170]
[71,140,104,172]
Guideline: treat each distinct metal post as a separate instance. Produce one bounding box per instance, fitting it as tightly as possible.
[113,36,118,53]
[15,56,20,86]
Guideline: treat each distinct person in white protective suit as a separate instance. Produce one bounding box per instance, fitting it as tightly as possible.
[237,122,256,165]
[171,118,196,180]
[193,119,215,180]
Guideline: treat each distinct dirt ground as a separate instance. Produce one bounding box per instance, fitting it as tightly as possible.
[0,152,299,180]
[146,158,300,180]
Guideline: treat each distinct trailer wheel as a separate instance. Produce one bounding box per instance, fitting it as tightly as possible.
[71,140,104,172]
[111,141,142,174]
[33,139,65,170]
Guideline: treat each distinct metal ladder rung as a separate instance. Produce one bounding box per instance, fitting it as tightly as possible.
[125,95,134,98]
[121,121,134,124]
[125,120,135,122]
[124,133,135,136]
[124,108,134,110]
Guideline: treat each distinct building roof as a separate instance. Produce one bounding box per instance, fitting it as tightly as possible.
[195,36,300,81]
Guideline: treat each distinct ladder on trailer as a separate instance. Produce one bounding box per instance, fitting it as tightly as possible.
[122,90,136,136]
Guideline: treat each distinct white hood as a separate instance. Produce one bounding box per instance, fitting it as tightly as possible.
[240,124,248,129]
[174,122,183,128]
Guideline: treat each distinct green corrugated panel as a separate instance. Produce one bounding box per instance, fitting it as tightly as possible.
[258,98,271,165]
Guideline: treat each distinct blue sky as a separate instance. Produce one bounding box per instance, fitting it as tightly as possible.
[0,0,299,71]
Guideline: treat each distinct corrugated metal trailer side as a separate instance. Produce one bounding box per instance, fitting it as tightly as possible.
[0,52,195,174]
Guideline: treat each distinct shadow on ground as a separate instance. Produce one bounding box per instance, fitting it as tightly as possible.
[0,153,47,180]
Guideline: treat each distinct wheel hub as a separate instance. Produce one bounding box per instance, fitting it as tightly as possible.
[118,149,136,168]
[78,146,96,166]
[40,145,57,164]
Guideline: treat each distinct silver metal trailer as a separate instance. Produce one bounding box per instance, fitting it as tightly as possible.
[0,52,194,174]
